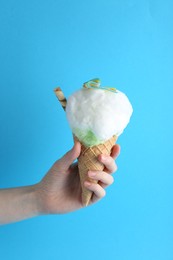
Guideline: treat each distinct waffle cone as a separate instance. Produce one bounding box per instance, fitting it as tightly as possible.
[75,135,117,206]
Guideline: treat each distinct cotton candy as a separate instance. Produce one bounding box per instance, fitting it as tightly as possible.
[66,87,133,147]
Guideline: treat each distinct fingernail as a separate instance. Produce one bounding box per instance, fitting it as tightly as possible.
[88,171,96,177]
[101,155,107,161]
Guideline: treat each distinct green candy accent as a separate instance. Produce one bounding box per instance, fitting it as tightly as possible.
[83,78,117,93]
[73,128,103,147]
[83,78,101,89]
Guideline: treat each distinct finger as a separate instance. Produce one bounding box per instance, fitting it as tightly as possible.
[98,155,117,174]
[91,194,102,204]
[84,181,106,199]
[60,141,81,169]
[88,171,114,186]
[110,144,121,160]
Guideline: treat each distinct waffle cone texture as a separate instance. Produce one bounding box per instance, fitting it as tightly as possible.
[76,135,117,206]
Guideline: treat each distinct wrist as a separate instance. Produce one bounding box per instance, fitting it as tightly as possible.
[33,183,55,215]
[24,185,44,218]
[31,184,46,216]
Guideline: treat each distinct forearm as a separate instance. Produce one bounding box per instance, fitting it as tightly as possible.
[0,185,41,225]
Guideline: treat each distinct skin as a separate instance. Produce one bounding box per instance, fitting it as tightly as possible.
[0,142,120,225]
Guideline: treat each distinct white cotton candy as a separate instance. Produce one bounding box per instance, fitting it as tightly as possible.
[66,88,133,145]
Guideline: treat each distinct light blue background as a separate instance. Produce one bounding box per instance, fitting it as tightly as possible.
[0,0,173,259]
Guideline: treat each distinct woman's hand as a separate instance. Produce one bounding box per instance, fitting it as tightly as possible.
[0,142,120,225]
[36,142,120,214]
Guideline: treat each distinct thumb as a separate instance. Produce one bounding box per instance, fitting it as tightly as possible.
[60,141,81,168]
